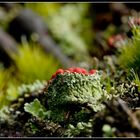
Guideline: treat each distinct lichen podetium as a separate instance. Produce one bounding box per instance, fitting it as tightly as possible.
[45,67,108,122]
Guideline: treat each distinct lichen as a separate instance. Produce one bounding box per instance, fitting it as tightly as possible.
[46,68,109,122]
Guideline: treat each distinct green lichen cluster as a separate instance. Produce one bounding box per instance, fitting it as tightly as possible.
[0,70,107,136]
[64,120,93,137]
[18,80,46,96]
[46,71,109,122]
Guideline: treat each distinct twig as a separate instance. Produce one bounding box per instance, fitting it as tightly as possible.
[117,98,140,131]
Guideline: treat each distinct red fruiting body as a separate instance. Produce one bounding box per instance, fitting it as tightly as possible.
[108,36,115,47]
[89,69,96,75]
[55,69,64,75]
[67,68,88,74]
[51,69,64,79]
[80,69,88,75]
[51,74,57,80]
[71,68,84,73]
[51,67,96,80]
[64,70,70,73]
[108,34,125,48]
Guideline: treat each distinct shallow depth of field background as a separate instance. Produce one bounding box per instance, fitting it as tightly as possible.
[0,2,139,113]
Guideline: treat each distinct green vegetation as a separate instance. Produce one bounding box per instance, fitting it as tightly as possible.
[12,40,61,83]
[118,26,140,74]
[1,3,140,138]
[24,99,48,119]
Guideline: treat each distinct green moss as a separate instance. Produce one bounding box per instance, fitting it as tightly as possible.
[0,67,19,109]
[118,26,140,75]
[12,40,61,83]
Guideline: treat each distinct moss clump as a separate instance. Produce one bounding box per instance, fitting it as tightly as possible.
[12,41,61,83]
[118,26,140,75]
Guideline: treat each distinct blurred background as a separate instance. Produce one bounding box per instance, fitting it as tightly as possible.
[0,2,140,108]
